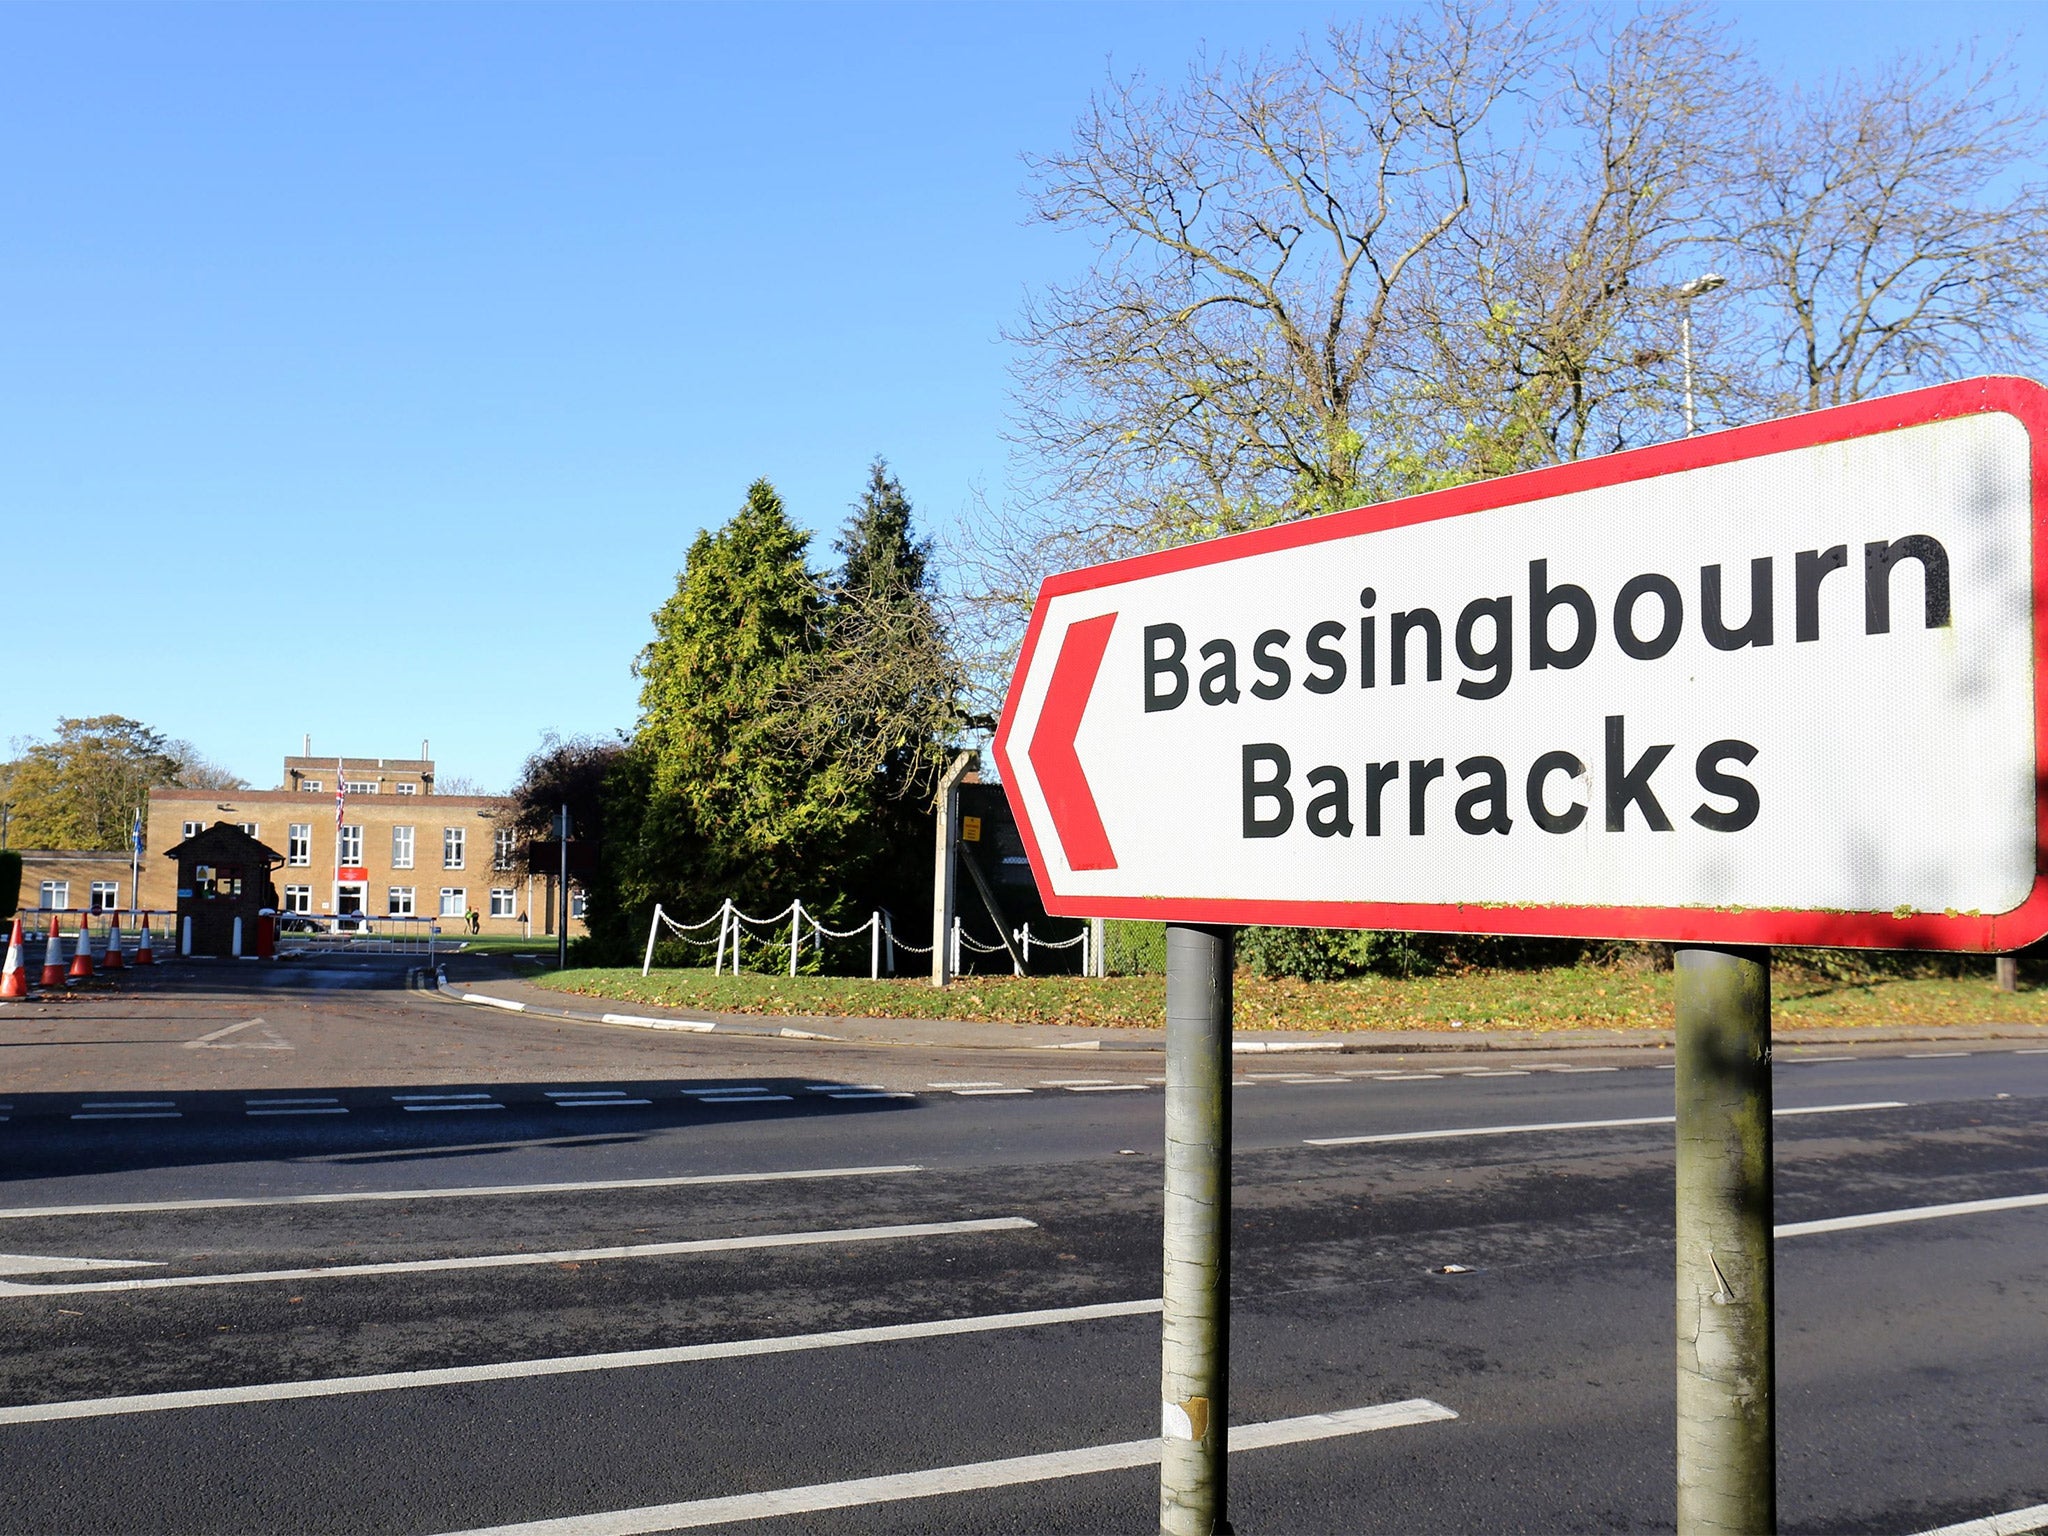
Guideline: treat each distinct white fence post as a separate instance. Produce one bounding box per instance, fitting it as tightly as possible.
[884,911,897,975]
[641,904,662,978]
[1080,927,1089,980]
[869,912,881,980]
[1022,923,1032,966]
[951,916,962,974]
[788,902,802,978]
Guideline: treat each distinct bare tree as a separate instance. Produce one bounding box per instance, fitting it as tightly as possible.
[1731,48,2048,411]
[1413,5,1756,470]
[1007,3,1555,555]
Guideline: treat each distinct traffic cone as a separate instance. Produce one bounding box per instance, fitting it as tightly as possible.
[102,915,125,971]
[135,922,154,965]
[40,918,66,988]
[67,918,95,980]
[0,918,27,999]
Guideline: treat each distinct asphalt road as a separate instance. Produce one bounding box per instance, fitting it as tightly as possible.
[0,962,2043,1534]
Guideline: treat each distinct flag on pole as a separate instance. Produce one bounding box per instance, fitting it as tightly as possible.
[335,758,348,831]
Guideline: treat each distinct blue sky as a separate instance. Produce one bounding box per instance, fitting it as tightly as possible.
[3,1,2039,791]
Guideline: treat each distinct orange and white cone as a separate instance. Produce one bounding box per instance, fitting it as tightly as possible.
[67,919,95,980]
[40,918,66,987]
[102,916,125,970]
[135,923,154,965]
[0,917,27,999]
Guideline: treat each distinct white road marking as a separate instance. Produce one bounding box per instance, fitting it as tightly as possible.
[805,1084,882,1092]
[1370,1073,1443,1081]
[246,1098,339,1107]
[2015,1048,2048,1055]
[1309,1115,1673,1147]
[825,1091,915,1101]
[0,1217,1038,1297]
[545,1090,625,1098]
[693,1095,791,1104]
[1778,1191,2048,1239]
[1041,1080,1114,1087]
[393,1093,494,1102]
[436,1399,1457,1535]
[1908,1502,2048,1536]
[1308,1102,1906,1147]
[1461,1069,1530,1077]
[1784,1055,1856,1063]
[1906,1051,1970,1059]
[1065,1084,1148,1093]
[248,1108,348,1117]
[556,1099,654,1108]
[678,1087,766,1097]
[463,994,526,1012]
[1775,1101,1907,1116]
[0,1165,923,1221]
[927,1081,1000,1089]
[404,1103,504,1113]
[953,1088,1031,1097]
[0,1253,161,1277]
[1542,1066,1619,1073]
[0,1298,1166,1425]
[81,1101,174,1109]
[181,1018,283,1050]
[71,1111,181,1121]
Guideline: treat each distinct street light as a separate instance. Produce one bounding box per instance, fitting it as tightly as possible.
[1678,272,1726,438]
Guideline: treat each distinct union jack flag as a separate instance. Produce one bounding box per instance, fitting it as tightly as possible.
[334,758,347,831]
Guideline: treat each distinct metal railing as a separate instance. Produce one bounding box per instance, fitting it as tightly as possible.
[642,900,1088,979]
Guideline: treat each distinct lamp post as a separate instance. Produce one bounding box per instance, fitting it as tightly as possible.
[1678,272,1726,437]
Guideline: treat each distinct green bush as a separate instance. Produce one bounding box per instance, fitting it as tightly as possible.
[1104,920,1167,975]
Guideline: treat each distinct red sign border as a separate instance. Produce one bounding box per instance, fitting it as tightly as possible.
[993,376,2048,952]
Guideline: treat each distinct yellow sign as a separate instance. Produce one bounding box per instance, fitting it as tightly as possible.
[961,815,983,842]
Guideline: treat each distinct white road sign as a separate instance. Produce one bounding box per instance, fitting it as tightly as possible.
[994,377,2048,950]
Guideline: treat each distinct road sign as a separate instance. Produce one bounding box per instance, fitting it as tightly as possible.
[995,377,2048,951]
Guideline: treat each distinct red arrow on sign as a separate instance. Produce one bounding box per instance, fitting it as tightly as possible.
[1027,612,1119,871]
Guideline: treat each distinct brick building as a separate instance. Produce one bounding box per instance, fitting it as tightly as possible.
[137,752,584,939]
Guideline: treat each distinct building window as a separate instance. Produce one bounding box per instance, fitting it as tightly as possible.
[439,888,466,918]
[282,885,312,914]
[288,824,311,866]
[392,825,415,869]
[237,822,258,838]
[182,821,203,839]
[89,881,120,912]
[387,886,415,917]
[396,782,416,796]
[344,780,377,795]
[570,889,587,919]
[302,780,322,792]
[489,887,515,918]
[443,827,465,869]
[39,880,69,910]
[493,828,515,871]
[338,825,363,865]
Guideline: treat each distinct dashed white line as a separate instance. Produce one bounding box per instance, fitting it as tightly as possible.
[1777,1191,2048,1238]
[825,1091,916,1101]
[0,1165,924,1221]
[1370,1073,1443,1081]
[81,1101,174,1109]
[1065,1084,1149,1093]
[927,1082,1001,1089]
[403,1103,504,1113]
[248,1107,348,1117]
[1040,1080,1114,1087]
[679,1087,767,1097]
[545,1090,625,1099]
[393,1093,493,1102]
[0,1218,1039,1297]
[953,1088,1032,1097]
[435,1398,1458,1535]
[1308,1102,1907,1147]
[0,1298,1163,1425]
[1907,1500,2048,1536]
[1784,1055,1856,1063]
[1542,1066,1619,1074]
[72,1111,181,1121]
[1906,1051,1970,1059]
[555,1099,655,1108]
[692,1095,792,1105]
[247,1098,340,1107]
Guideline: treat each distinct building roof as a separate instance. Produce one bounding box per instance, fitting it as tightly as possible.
[160,822,285,868]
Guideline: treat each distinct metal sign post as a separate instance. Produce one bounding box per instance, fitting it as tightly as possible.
[1674,946,1775,1534]
[993,377,2048,1536]
[555,804,571,972]
[1160,923,1235,1536]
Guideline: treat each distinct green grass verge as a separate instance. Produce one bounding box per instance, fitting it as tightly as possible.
[535,964,2048,1034]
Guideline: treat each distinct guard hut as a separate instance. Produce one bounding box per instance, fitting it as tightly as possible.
[164,823,283,958]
